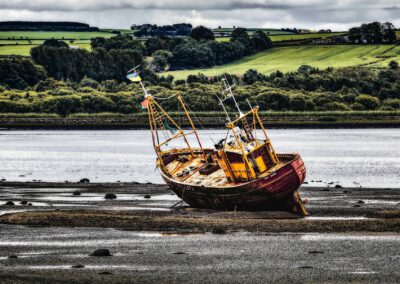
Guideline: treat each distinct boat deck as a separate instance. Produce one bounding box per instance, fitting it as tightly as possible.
[163,153,285,188]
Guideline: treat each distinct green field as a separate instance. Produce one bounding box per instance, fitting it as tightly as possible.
[164,45,400,80]
[213,28,296,35]
[0,30,128,55]
[0,42,92,56]
[269,32,346,42]
[216,32,346,43]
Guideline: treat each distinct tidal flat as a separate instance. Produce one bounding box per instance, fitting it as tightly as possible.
[0,182,399,283]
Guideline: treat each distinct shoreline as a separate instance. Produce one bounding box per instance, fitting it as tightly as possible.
[1,121,400,130]
[1,182,399,233]
[1,112,400,130]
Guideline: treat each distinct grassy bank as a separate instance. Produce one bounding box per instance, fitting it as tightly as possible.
[0,111,399,129]
[164,45,400,80]
[0,30,131,56]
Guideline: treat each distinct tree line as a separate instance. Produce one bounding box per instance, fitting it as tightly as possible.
[0,21,99,31]
[133,24,192,37]
[148,26,273,70]
[348,22,396,44]
[1,61,399,116]
[20,26,272,83]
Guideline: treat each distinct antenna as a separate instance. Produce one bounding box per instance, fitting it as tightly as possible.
[221,78,243,117]
[215,94,231,123]
[246,99,253,110]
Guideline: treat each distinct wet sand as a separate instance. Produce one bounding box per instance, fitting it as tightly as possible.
[1,182,400,283]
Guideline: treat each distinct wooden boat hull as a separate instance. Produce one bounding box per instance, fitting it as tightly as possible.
[160,153,306,211]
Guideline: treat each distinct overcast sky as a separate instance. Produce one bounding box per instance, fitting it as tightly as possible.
[1,0,400,30]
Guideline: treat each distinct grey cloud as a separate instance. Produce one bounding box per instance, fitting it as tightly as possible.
[1,0,400,30]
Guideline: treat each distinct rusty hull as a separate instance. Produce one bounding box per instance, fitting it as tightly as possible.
[160,153,306,211]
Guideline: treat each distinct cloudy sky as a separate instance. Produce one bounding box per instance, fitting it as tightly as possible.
[1,0,400,30]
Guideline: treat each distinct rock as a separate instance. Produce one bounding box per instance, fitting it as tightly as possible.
[90,249,111,257]
[308,251,324,254]
[321,188,330,192]
[27,203,33,206]
[79,178,90,183]
[343,190,350,194]
[212,227,226,234]
[328,182,334,185]
[353,204,361,208]
[4,201,14,206]
[73,190,81,196]
[303,182,308,184]
[357,200,365,204]
[335,184,343,188]
[299,266,313,269]
[98,271,113,275]
[144,194,151,199]
[20,200,28,205]
[8,255,18,259]
[0,178,5,182]
[104,193,117,200]
[72,264,84,269]
[173,251,186,255]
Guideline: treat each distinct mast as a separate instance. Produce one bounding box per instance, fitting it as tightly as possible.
[127,66,203,160]
[222,78,243,117]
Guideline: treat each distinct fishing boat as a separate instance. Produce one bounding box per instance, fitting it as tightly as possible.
[127,67,308,216]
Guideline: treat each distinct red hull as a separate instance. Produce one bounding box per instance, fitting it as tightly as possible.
[161,153,306,210]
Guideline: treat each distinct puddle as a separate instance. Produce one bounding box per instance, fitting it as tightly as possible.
[1,193,180,203]
[305,216,371,221]
[362,200,399,205]
[0,209,30,216]
[349,271,377,275]
[300,234,400,241]
[106,206,171,212]
[10,264,156,271]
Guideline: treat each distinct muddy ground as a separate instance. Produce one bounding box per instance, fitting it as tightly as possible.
[0,182,399,283]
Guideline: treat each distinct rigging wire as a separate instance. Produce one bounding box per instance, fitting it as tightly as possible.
[180,95,217,145]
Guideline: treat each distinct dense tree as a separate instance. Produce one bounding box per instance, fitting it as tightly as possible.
[134,24,192,37]
[389,60,399,70]
[170,39,215,69]
[43,39,69,48]
[0,57,47,89]
[152,50,173,72]
[190,26,215,41]
[242,69,267,84]
[231,28,252,52]
[382,22,397,43]
[0,21,99,31]
[348,22,397,44]
[145,37,168,55]
[355,94,379,110]
[91,35,145,54]
[252,31,273,51]
[31,43,144,82]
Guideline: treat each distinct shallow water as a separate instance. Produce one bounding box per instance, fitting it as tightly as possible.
[0,129,399,188]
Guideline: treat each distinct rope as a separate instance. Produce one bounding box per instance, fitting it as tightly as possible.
[152,94,176,100]
[180,95,217,145]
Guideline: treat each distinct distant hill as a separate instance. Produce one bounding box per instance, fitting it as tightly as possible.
[0,21,99,32]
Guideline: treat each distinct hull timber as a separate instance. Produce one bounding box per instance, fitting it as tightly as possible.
[161,153,306,211]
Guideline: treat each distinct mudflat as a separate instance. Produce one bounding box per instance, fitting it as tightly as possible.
[0,182,399,283]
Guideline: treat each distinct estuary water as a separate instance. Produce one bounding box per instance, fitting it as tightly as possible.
[0,129,399,188]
